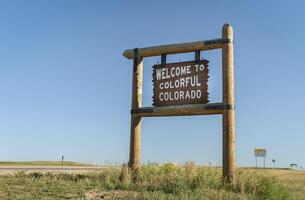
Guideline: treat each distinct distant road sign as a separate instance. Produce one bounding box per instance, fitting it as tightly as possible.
[255,148,266,157]
[152,60,209,106]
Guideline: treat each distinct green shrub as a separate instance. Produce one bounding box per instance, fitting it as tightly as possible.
[256,177,289,200]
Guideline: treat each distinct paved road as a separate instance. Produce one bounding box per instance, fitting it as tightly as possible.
[0,166,105,175]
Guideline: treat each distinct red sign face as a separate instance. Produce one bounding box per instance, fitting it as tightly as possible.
[152,60,209,107]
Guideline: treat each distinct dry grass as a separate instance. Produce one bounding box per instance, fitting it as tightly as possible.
[0,163,296,199]
[253,168,305,199]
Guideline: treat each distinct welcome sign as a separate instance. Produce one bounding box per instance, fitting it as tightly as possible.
[124,24,236,182]
[152,60,209,106]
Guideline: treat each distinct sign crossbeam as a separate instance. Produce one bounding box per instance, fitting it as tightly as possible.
[131,103,234,117]
[123,38,232,59]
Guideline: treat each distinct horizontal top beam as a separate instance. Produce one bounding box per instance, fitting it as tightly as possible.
[123,38,232,59]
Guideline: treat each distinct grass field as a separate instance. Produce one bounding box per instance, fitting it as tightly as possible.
[0,163,304,199]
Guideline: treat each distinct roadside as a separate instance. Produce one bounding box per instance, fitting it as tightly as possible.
[0,161,103,175]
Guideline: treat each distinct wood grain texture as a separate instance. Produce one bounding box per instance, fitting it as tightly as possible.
[131,103,232,117]
[129,49,143,170]
[123,38,232,59]
[222,23,236,184]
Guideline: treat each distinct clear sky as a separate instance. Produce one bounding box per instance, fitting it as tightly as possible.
[0,0,304,168]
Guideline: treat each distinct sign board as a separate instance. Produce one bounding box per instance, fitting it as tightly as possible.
[254,148,266,157]
[152,60,209,106]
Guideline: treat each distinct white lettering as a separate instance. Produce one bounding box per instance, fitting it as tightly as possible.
[195,64,199,72]
[174,91,179,100]
[180,91,184,100]
[159,82,164,89]
[159,93,164,101]
[191,90,196,99]
[171,67,175,77]
[175,67,180,76]
[164,82,169,89]
[185,77,190,87]
[196,90,201,98]
[156,69,162,80]
[185,91,190,99]
[180,66,187,75]
[164,92,169,101]
[196,75,201,86]
[186,65,191,74]
[199,64,205,71]
[174,80,180,88]
[180,78,185,87]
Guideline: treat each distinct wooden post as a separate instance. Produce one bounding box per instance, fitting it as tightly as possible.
[128,48,143,170]
[222,23,236,183]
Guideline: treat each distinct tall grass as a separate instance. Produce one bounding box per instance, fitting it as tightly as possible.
[0,163,290,199]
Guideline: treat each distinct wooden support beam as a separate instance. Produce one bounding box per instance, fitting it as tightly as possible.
[123,38,232,59]
[131,103,233,117]
[129,48,143,170]
[161,54,167,65]
[222,23,236,184]
[195,50,201,61]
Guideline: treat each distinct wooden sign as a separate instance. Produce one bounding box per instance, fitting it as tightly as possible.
[152,60,209,106]
[124,24,236,183]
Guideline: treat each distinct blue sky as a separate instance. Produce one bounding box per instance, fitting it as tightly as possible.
[0,0,304,168]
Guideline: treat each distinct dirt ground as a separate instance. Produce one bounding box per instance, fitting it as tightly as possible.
[0,165,104,175]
